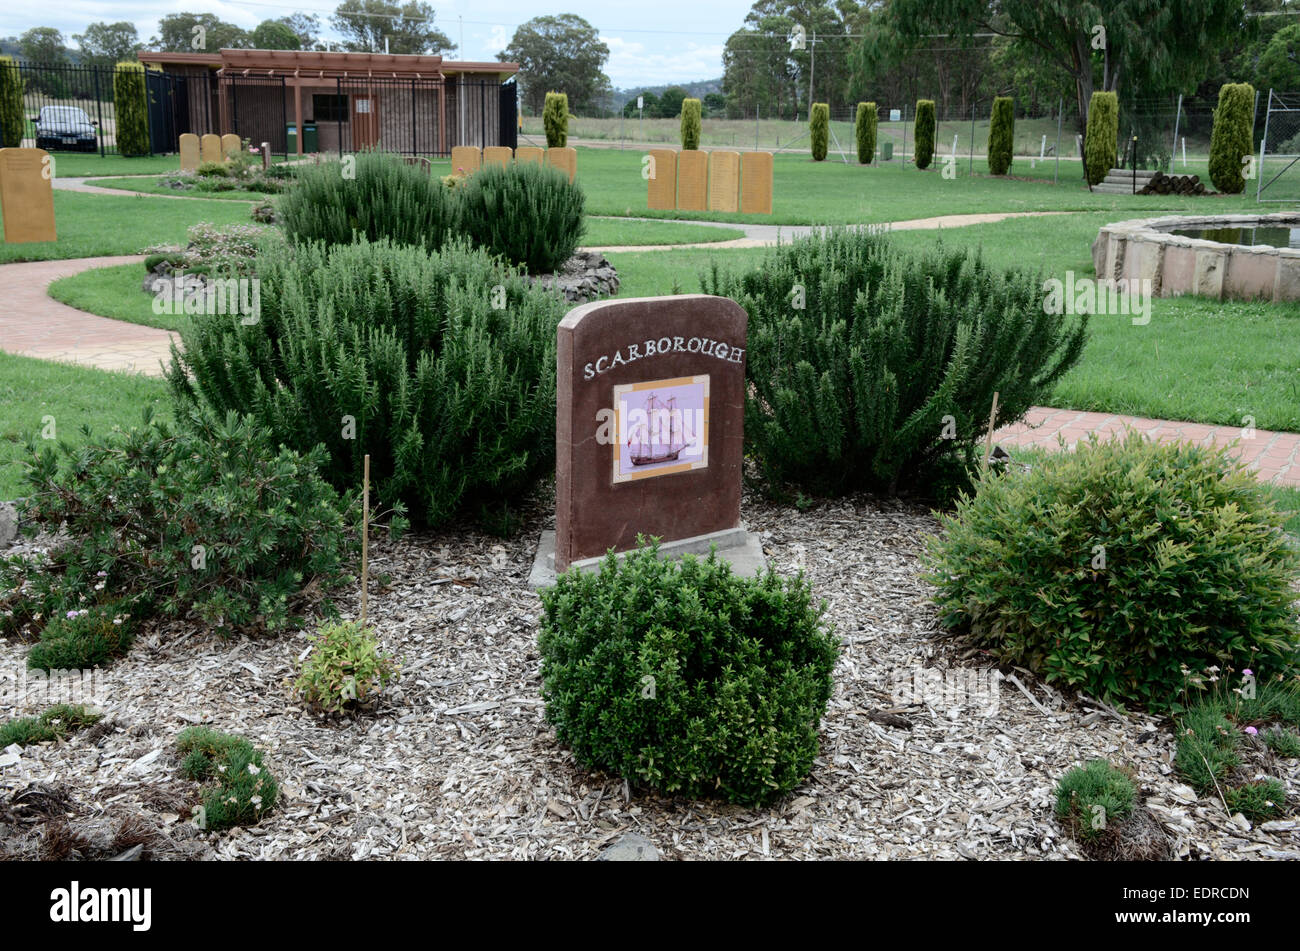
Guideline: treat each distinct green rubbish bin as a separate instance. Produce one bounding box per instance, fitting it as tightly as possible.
[285,123,298,154]
[882,141,893,161]
[303,122,319,153]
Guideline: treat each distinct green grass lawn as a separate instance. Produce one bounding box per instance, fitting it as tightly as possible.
[47,263,191,334]
[0,351,171,499]
[52,154,185,177]
[86,176,271,201]
[0,192,255,264]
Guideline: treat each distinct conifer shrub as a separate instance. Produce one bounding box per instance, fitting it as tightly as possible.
[0,57,23,149]
[1084,91,1119,186]
[544,92,569,148]
[277,149,455,253]
[856,101,876,164]
[988,96,1014,175]
[176,727,278,830]
[538,541,838,806]
[704,228,1087,496]
[455,160,585,273]
[167,237,565,529]
[680,98,702,150]
[1209,82,1255,194]
[914,99,935,169]
[113,62,150,157]
[0,407,357,644]
[810,103,829,161]
[924,433,1300,712]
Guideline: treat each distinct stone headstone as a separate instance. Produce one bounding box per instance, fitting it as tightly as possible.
[708,150,741,213]
[179,133,200,172]
[741,151,774,215]
[451,145,480,175]
[0,148,56,244]
[646,148,677,210]
[547,147,577,182]
[482,146,512,167]
[220,133,241,160]
[515,146,544,165]
[676,149,708,211]
[200,134,222,165]
[552,295,749,573]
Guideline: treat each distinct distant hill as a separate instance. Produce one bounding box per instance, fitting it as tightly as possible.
[614,78,723,108]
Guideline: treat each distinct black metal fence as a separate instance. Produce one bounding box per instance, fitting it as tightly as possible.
[6,61,516,159]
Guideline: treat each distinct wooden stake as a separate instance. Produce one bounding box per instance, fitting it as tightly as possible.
[982,391,1000,469]
[361,454,370,628]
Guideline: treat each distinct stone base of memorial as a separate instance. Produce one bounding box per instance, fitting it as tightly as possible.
[528,294,764,589]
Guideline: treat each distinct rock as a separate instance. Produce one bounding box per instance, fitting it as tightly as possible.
[108,844,145,862]
[599,833,659,861]
[525,251,620,304]
[0,501,18,548]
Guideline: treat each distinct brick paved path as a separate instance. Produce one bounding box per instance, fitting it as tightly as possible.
[994,407,1300,487]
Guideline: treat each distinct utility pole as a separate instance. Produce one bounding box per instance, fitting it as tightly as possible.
[807,31,816,120]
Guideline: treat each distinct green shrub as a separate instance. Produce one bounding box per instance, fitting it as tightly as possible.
[277,150,455,254]
[1055,760,1136,842]
[196,161,231,178]
[538,541,838,806]
[1209,82,1255,194]
[1225,779,1286,821]
[0,57,23,149]
[454,160,585,273]
[27,604,135,672]
[1084,91,1119,186]
[2,408,357,641]
[167,237,564,529]
[1263,726,1300,758]
[175,727,278,831]
[680,98,702,150]
[810,103,829,161]
[925,433,1300,711]
[914,100,935,169]
[987,96,1014,175]
[293,620,400,714]
[703,228,1086,496]
[855,102,877,165]
[143,222,267,277]
[113,62,149,157]
[0,705,101,748]
[543,92,569,148]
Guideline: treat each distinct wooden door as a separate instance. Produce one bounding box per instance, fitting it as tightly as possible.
[351,92,380,150]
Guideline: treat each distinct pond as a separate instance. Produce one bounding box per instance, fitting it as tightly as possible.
[1167,225,1300,248]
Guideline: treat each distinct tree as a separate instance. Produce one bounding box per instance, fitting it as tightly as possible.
[153,14,250,53]
[114,62,150,156]
[856,101,876,164]
[74,22,142,69]
[658,86,688,118]
[703,92,728,116]
[331,0,453,55]
[681,98,703,149]
[19,27,68,65]
[1084,91,1118,185]
[880,0,1246,131]
[987,96,1014,175]
[622,91,659,118]
[913,99,935,168]
[252,21,302,50]
[0,56,23,149]
[1209,82,1255,193]
[278,14,322,49]
[544,91,569,148]
[1257,23,1300,92]
[499,15,611,116]
[810,102,829,160]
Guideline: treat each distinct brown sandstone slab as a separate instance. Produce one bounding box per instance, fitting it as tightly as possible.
[740,151,773,214]
[547,147,577,182]
[451,146,480,174]
[179,133,200,172]
[515,146,544,165]
[200,134,222,165]
[677,150,708,211]
[483,146,512,167]
[0,148,56,244]
[646,148,677,210]
[708,150,740,213]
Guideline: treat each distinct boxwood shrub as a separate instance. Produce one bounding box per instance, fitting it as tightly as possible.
[704,228,1087,497]
[168,236,565,529]
[923,432,1300,712]
[538,542,838,806]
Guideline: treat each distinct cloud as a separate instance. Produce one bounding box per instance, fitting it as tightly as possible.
[602,34,724,88]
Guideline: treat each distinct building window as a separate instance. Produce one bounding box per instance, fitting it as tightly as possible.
[313,94,349,122]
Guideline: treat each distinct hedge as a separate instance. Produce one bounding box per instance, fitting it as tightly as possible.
[1084,91,1118,186]
[810,103,829,161]
[988,97,1014,175]
[113,62,150,157]
[543,92,569,148]
[856,102,876,164]
[681,98,702,150]
[0,57,22,149]
[914,99,935,169]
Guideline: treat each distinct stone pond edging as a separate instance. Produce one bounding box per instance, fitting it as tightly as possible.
[1092,212,1300,302]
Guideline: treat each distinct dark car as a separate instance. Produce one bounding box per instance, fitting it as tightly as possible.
[34,105,99,152]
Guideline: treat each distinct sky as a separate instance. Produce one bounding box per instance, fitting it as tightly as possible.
[0,1,758,88]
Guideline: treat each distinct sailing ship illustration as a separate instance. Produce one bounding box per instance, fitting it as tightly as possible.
[626,392,697,466]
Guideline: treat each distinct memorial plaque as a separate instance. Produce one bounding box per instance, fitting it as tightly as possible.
[646,148,677,210]
[740,151,774,215]
[221,133,241,160]
[554,295,747,571]
[708,150,741,213]
[0,148,56,244]
[676,149,708,211]
[200,134,223,165]
[451,145,481,174]
[547,146,577,182]
[515,146,544,165]
[483,146,512,167]
[179,133,200,172]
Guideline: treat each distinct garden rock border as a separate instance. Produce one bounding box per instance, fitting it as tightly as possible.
[526,251,619,304]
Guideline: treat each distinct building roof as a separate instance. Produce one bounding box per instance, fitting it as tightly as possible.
[138,49,518,81]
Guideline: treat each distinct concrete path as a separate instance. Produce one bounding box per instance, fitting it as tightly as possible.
[0,255,174,376]
[994,407,1300,487]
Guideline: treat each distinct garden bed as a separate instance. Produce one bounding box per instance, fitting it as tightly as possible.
[3,488,1295,860]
